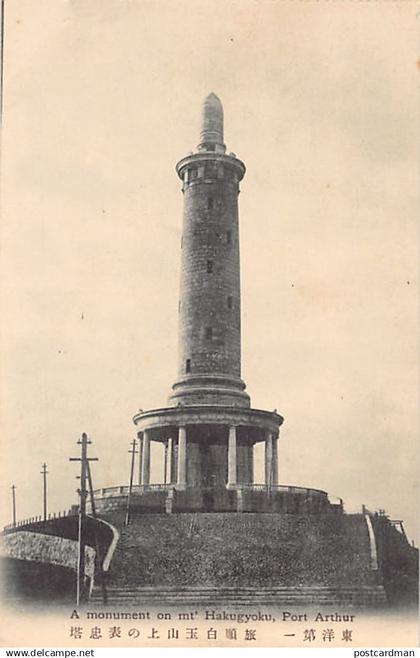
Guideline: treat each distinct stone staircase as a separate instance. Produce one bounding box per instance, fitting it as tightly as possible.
[89,512,385,607]
[89,584,387,607]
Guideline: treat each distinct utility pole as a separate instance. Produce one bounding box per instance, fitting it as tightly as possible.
[86,460,107,605]
[41,463,48,521]
[69,433,98,606]
[125,438,138,526]
[86,461,97,518]
[11,485,16,527]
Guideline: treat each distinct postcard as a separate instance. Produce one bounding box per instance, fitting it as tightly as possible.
[0,0,418,650]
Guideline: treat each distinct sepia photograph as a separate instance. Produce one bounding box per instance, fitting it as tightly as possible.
[0,0,418,649]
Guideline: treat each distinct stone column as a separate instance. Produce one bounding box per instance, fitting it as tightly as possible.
[265,432,273,487]
[171,441,178,484]
[141,430,151,486]
[163,440,168,484]
[137,433,143,485]
[167,437,173,484]
[177,426,187,489]
[249,443,255,485]
[272,435,279,486]
[227,425,237,487]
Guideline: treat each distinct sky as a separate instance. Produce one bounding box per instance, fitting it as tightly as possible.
[0,0,418,542]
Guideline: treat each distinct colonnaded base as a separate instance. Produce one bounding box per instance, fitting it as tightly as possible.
[132,406,284,493]
[88,510,391,608]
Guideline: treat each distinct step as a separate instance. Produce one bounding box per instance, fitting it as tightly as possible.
[94,587,380,595]
[92,590,378,598]
[89,585,387,606]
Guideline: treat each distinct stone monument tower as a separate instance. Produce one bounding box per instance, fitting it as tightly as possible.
[4,95,416,614]
[133,93,283,501]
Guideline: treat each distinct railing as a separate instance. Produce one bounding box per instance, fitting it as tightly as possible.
[3,485,338,532]
[3,509,76,533]
[90,483,329,499]
[232,484,329,499]
[91,484,174,498]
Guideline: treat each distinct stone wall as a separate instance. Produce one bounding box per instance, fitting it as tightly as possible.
[1,530,95,580]
[1,516,118,603]
[91,487,334,515]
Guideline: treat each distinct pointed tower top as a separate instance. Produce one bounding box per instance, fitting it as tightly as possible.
[198,92,226,153]
[205,91,223,108]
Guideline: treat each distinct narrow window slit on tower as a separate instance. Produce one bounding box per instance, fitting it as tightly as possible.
[226,230,232,244]
[208,197,213,210]
[227,296,233,309]
[207,260,213,273]
[185,359,191,373]
[205,327,213,340]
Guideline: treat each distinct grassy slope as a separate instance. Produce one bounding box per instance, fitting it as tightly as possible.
[102,512,373,588]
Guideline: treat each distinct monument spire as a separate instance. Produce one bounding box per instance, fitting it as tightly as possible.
[198,92,225,153]
[134,94,282,494]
